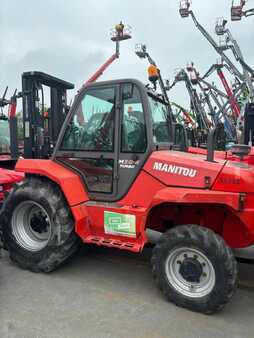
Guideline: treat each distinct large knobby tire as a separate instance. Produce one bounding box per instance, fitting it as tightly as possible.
[151,225,238,314]
[0,176,80,272]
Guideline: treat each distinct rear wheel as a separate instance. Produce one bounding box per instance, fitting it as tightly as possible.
[151,225,238,314]
[1,177,80,272]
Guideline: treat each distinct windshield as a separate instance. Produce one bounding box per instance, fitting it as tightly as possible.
[0,119,10,153]
[148,95,172,144]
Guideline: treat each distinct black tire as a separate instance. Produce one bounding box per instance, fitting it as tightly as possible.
[0,176,81,272]
[151,225,238,314]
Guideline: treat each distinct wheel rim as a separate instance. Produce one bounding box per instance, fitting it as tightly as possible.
[12,201,52,252]
[165,247,216,298]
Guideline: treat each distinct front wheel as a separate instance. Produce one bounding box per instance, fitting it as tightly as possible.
[1,177,80,272]
[151,225,238,314]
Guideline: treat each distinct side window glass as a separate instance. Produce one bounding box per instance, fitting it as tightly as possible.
[61,87,115,151]
[149,96,171,143]
[121,84,147,153]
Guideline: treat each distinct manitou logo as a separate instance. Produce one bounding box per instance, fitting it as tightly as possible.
[153,162,197,178]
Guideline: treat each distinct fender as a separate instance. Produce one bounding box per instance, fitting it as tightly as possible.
[16,159,95,244]
[147,187,254,247]
[15,159,89,207]
[120,170,250,246]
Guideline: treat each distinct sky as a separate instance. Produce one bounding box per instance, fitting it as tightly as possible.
[0,0,253,109]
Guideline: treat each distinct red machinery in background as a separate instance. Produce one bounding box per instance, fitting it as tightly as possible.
[0,168,23,203]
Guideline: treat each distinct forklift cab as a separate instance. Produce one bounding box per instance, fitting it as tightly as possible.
[55,79,187,202]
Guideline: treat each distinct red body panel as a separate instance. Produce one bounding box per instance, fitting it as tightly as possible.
[213,161,254,193]
[15,159,89,206]
[143,150,225,189]
[14,153,254,251]
[80,204,147,252]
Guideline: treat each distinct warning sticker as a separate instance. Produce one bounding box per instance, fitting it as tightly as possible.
[104,211,136,238]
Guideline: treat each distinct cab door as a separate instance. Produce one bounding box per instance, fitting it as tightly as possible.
[116,82,150,198]
[55,81,151,243]
[56,81,150,202]
[56,84,120,201]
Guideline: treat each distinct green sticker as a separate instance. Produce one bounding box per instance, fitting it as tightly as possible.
[104,211,136,238]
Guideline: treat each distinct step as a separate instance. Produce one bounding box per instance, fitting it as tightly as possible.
[84,236,141,252]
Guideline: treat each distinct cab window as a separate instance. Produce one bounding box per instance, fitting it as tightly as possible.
[61,87,115,152]
[121,84,147,153]
[149,95,171,143]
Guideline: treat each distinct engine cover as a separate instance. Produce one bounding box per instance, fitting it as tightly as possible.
[144,151,225,189]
